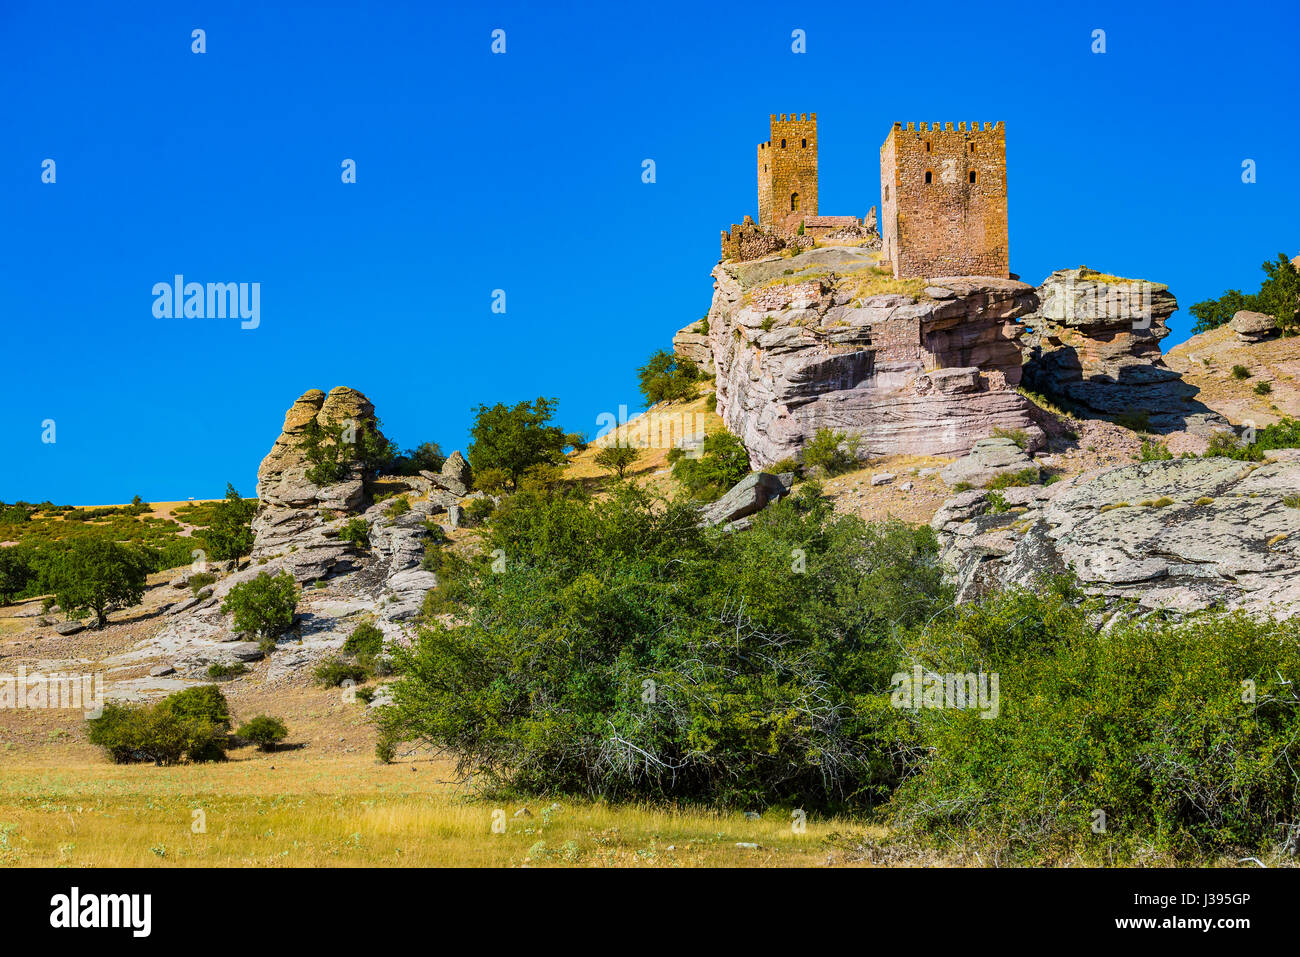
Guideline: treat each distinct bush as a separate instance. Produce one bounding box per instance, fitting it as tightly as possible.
[87,686,231,765]
[376,482,949,809]
[339,517,369,549]
[0,547,35,605]
[888,583,1300,861]
[391,442,445,476]
[1204,417,1300,461]
[802,428,860,476]
[207,662,247,680]
[221,571,298,648]
[1255,381,1273,396]
[671,431,751,501]
[386,496,411,518]
[343,622,385,670]
[301,414,396,486]
[1139,439,1173,461]
[465,497,495,524]
[985,467,1041,490]
[188,572,217,596]
[1232,364,1251,380]
[237,715,288,752]
[314,657,368,688]
[992,427,1029,449]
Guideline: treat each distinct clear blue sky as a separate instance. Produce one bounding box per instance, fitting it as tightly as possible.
[3,0,1297,504]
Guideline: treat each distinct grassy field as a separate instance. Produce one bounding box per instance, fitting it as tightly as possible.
[0,750,875,867]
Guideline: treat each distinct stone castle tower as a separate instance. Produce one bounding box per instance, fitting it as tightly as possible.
[757,113,818,234]
[880,122,1008,279]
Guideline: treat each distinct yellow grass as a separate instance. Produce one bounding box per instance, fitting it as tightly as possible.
[0,751,874,868]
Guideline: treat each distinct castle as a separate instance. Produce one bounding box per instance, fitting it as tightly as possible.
[723,114,1009,280]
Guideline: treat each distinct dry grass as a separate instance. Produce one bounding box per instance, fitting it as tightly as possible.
[0,748,873,867]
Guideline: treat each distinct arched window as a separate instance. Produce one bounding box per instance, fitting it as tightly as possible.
[970,143,977,154]
[924,171,932,184]
[781,138,787,148]
[969,170,977,184]
[791,192,800,211]
[801,138,807,148]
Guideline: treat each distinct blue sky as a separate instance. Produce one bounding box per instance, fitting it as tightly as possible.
[3,0,1297,504]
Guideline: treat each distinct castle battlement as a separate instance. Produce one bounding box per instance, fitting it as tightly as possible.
[895,121,1003,133]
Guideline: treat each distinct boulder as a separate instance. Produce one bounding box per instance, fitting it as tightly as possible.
[52,620,86,636]
[226,642,265,662]
[940,437,1039,488]
[700,473,790,527]
[437,451,472,496]
[1229,310,1278,343]
[149,664,176,677]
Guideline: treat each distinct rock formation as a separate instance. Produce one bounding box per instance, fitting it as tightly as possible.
[706,246,1044,467]
[1021,268,1227,435]
[103,386,470,697]
[939,435,1039,488]
[1229,309,1279,344]
[932,453,1300,617]
[672,320,714,375]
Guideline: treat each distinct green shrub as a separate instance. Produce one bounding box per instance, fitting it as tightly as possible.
[301,414,396,486]
[704,392,717,413]
[188,572,217,596]
[313,657,368,688]
[45,537,150,628]
[376,482,949,809]
[992,427,1029,449]
[1232,364,1251,380]
[467,397,568,491]
[339,517,369,549]
[465,497,495,524]
[206,662,247,680]
[985,468,1040,490]
[204,483,256,561]
[237,715,288,752]
[671,431,751,501]
[802,428,859,477]
[1204,417,1300,461]
[386,496,411,518]
[220,571,298,649]
[1139,439,1173,461]
[1255,381,1273,396]
[87,686,232,765]
[343,622,385,670]
[888,584,1300,861]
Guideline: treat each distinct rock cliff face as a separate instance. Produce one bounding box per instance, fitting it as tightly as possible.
[932,453,1300,618]
[706,246,1044,467]
[1021,268,1227,435]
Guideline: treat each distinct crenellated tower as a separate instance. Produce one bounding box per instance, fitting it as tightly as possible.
[757,113,818,234]
[880,121,1008,279]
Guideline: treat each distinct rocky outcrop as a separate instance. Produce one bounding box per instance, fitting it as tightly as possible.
[707,246,1044,467]
[251,386,384,578]
[939,436,1039,488]
[673,321,715,375]
[932,454,1300,617]
[1230,310,1279,344]
[1021,268,1227,435]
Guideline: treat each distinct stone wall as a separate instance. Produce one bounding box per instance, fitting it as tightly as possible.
[880,122,1009,279]
[757,113,818,234]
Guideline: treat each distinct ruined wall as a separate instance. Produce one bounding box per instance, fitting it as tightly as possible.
[757,113,818,234]
[720,215,784,262]
[880,122,1008,279]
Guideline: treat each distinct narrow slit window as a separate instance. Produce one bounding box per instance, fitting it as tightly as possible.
[924,171,932,184]
[925,141,931,152]
[791,192,800,211]
[781,138,787,148]
[801,137,807,148]
[969,170,977,184]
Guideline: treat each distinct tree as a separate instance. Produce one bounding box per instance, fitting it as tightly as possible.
[636,350,704,406]
[221,571,298,649]
[204,483,256,561]
[466,397,567,490]
[1190,252,1300,335]
[593,444,640,479]
[47,538,149,628]
[0,547,34,605]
